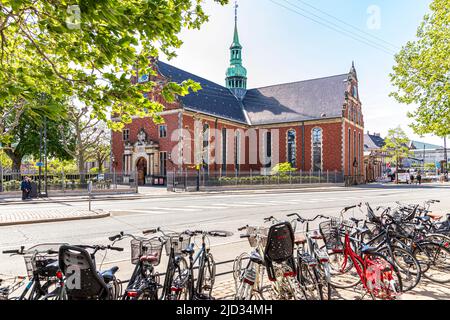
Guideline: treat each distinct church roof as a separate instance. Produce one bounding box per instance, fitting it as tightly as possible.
[157,61,248,124]
[243,74,349,125]
[157,61,351,126]
[364,133,385,150]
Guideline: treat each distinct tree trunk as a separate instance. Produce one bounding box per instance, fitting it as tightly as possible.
[78,156,86,184]
[4,150,22,171]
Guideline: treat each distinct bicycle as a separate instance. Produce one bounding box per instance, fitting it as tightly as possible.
[321,206,403,300]
[108,231,164,300]
[287,213,332,300]
[0,275,27,300]
[58,244,124,300]
[2,244,66,300]
[172,229,231,300]
[234,221,306,300]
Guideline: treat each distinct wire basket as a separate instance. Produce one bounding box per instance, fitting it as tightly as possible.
[130,239,163,266]
[246,226,269,248]
[0,288,8,300]
[23,243,62,280]
[319,219,354,251]
[164,233,191,256]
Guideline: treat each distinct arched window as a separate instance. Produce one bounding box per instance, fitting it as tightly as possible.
[312,128,323,172]
[202,123,210,171]
[235,130,241,174]
[287,130,296,167]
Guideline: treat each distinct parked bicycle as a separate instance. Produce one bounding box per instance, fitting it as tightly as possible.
[108,231,164,300]
[2,244,66,300]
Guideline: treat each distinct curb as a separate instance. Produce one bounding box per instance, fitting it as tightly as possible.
[0,210,110,227]
[0,195,145,206]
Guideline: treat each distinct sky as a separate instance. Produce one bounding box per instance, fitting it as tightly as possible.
[160,0,443,146]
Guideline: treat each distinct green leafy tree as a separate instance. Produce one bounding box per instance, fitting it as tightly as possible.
[390,0,450,139]
[0,0,228,133]
[382,127,412,183]
[3,97,73,170]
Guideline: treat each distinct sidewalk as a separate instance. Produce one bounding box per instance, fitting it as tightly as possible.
[0,208,109,226]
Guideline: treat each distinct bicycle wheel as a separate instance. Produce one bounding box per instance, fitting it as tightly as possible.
[363,252,403,300]
[377,246,421,292]
[327,251,362,289]
[413,241,450,284]
[298,262,321,300]
[425,234,450,249]
[315,263,332,300]
[169,256,189,300]
[197,253,216,298]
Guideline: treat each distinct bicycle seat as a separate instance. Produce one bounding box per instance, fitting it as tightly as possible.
[417,216,431,222]
[39,260,59,277]
[249,251,264,265]
[181,243,195,255]
[140,253,159,264]
[100,266,119,284]
[427,212,444,221]
[294,234,307,245]
[361,245,377,254]
[309,230,323,240]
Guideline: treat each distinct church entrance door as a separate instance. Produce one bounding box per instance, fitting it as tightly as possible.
[136,157,147,186]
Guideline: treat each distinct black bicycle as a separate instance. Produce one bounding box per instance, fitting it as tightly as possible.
[2,244,65,300]
[108,231,164,300]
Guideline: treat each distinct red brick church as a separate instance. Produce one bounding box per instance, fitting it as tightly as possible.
[111,9,364,186]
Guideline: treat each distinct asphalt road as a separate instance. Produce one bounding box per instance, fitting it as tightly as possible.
[1,185,449,283]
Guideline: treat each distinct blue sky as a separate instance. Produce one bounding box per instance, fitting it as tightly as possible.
[160,0,442,145]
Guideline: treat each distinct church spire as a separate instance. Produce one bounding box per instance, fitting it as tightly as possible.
[226,0,247,100]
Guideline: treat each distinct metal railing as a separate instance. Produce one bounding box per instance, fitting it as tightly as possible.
[168,169,345,192]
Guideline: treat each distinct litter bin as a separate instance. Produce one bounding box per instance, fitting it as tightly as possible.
[30,181,38,199]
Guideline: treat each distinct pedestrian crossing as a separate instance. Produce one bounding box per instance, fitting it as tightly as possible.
[122,195,367,215]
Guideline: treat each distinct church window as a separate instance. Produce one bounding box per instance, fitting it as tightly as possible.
[287,130,296,168]
[222,128,227,174]
[312,128,322,172]
[159,125,167,138]
[203,124,210,171]
[122,129,130,142]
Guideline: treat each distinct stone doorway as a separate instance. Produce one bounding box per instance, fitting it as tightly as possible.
[136,157,147,186]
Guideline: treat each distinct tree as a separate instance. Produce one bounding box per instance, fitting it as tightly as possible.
[4,107,73,171]
[382,127,412,184]
[87,134,111,173]
[59,103,109,174]
[0,1,227,132]
[390,0,450,138]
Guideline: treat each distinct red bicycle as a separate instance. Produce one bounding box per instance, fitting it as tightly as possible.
[322,206,403,300]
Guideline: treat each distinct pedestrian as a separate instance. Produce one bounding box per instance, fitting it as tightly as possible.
[417,171,422,185]
[410,173,415,185]
[20,176,31,200]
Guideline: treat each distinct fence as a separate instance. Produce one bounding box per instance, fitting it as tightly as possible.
[167,169,346,192]
[0,170,138,196]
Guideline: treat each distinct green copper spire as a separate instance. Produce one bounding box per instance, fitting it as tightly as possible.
[226,0,247,100]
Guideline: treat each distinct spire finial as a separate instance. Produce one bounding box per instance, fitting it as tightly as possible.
[235,0,238,25]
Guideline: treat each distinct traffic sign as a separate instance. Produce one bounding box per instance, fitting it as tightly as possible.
[36,162,44,167]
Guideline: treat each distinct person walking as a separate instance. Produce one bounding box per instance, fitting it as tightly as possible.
[417,171,422,185]
[20,176,32,200]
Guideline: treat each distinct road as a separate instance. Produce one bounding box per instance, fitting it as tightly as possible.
[1,185,449,287]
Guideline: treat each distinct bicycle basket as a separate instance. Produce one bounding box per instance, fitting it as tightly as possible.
[130,238,163,266]
[264,222,295,263]
[0,288,8,300]
[164,233,191,256]
[23,243,63,280]
[319,219,347,251]
[246,226,269,248]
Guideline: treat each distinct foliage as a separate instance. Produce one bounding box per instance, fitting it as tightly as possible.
[424,163,437,170]
[271,162,295,175]
[0,0,228,133]
[390,0,450,137]
[382,127,412,165]
[46,158,78,173]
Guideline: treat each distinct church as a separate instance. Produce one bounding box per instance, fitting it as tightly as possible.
[111,8,365,186]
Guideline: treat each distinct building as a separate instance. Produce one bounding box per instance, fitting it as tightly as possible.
[111,7,365,186]
[405,140,447,168]
[363,132,387,182]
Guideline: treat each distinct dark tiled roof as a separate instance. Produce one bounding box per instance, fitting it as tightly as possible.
[243,74,349,125]
[157,61,248,124]
[364,133,385,150]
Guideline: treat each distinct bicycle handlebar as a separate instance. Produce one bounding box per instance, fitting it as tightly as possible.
[142,228,159,235]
